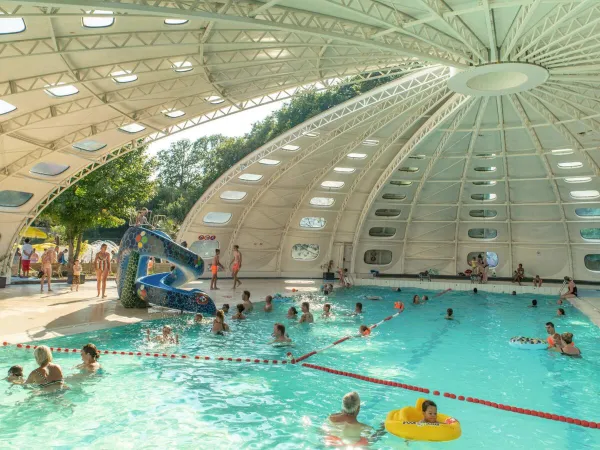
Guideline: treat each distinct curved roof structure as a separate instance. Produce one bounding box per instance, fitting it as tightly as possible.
[1,1,600,280]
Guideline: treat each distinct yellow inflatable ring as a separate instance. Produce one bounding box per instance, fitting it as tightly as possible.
[385,398,461,442]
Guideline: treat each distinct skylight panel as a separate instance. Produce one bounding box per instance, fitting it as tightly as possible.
[334,167,355,173]
[321,181,344,189]
[259,158,280,165]
[558,162,583,169]
[111,70,138,83]
[282,144,300,151]
[0,15,25,34]
[348,153,367,159]
[44,83,79,97]
[0,100,16,115]
[119,123,146,134]
[82,10,114,28]
[162,109,185,118]
[165,18,189,25]
[172,61,193,72]
[239,174,263,182]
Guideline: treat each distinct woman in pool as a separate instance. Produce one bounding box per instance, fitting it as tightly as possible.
[232,304,246,320]
[94,243,111,298]
[25,345,65,390]
[212,310,230,334]
[557,308,566,316]
[557,332,581,357]
[287,306,298,319]
[412,295,420,305]
[77,343,101,372]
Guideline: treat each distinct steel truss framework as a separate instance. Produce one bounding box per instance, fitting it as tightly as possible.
[1,1,600,280]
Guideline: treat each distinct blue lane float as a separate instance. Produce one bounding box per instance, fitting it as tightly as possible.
[116,226,216,315]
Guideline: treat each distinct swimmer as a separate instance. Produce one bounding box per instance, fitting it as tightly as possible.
[232,303,246,320]
[419,400,439,424]
[322,303,332,318]
[242,290,253,313]
[422,295,429,301]
[511,291,516,296]
[359,325,370,336]
[270,323,292,344]
[264,295,273,312]
[5,365,24,385]
[413,295,420,304]
[557,308,566,316]
[287,306,298,319]
[147,326,179,344]
[221,304,230,315]
[394,287,402,292]
[445,308,454,320]
[76,343,101,372]
[529,299,538,308]
[355,302,363,314]
[557,332,581,357]
[545,322,557,348]
[299,302,314,323]
[473,288,478,294]
[212,310,230,334]
[194,313,204,323]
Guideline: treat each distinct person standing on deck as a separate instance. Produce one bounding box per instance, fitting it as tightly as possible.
[230,245,243,289]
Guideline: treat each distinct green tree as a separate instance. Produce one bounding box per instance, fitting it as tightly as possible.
[41,149,156,264]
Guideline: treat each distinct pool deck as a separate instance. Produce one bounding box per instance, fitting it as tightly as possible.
[1,277,599,344]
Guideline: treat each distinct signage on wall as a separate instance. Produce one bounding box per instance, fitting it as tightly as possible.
[198,235,216,240]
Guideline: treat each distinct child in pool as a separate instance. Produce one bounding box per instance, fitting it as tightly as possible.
[557,308,565,316]
[445,308,453,320]
[322,303,332,318]
[6,365,24,384]
[420,400,439,424]
[232,304,246,320]
[359,325,370,336]
[264,295,273,312]
[528,299,538,308]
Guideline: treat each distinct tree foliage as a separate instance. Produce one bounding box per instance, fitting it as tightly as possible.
[41,149,156,263]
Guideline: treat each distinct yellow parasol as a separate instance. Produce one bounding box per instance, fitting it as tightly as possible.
[22,227,48,239]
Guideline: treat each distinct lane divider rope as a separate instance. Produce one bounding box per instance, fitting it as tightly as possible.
[2,342,289,365]
[290,305,405,364]
[301,363,599,430]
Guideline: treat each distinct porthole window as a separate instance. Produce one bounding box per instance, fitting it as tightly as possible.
[165,18,189,25]
[0,190,33,207]
[189,240,219,259]
[398,167,419,173]
[369,227,396,237]
[282,144,300,151]
[334,167,355,174]
[471,193,497,201]
[239,173,263,182]
[467,251,499,268]
[259,158,280,165]
[474,166,497,172]
[203,212,232,225]
[570,190,600,200]
[206,96,225,104]
[468,228,498,239]
[44,83,79,97]
[291,244,320,261]
[30,162,69,176]
[552,149,574,155]
[220,191,247,201]
[364,249,392,265]
[348,153,367,159]
[580,228,600,241]
[382,193,406,200]
[299,217,326,229]
[119,123,146,134]
[558,162,583,169]
[162,109,185,119]
[472,181,496,186]
[321,181,344,189]
[173,61,193,72]
[564,177,591,183]
[82,10,114,28]
[469,209,497,218]
[363,139,379,146]
[575,208,600,218]
[0,100,17,115]
[303,131,320,137]
[584,254,600,272]
[73,140,106,152]
[409,154,426,160]
[476,153,496,159]
[310,197,334,207]
[390,180,412,186]
[375,208,400,217]
[111,70,137,83]
[0,15,25,34]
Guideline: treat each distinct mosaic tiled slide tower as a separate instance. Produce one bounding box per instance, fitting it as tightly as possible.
[116,227,216,315]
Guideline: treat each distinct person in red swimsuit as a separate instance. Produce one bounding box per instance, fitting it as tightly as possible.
[210,249,225,290]
[230,244,242,290]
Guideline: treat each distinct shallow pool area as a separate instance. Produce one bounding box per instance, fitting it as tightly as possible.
[2,286,600,449]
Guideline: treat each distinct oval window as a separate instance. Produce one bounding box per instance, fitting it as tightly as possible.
[369,227,396,237]
[468,228,498,239]
[575,208,600,217]
[557,162,583,169]
[584,254,600,272]
[0,190,33,207]
[203,212,232,225]
[382,193,406,200]
[291,244,320,261]
[474,166,497,172]
[310,197,334,207]
[398,167,419,173]
[570,190,600,200]
[472,181,496,186]
[239,174,263,182]
[580,228,600,241]
[220,191,247,201]
[30,162,69,176]
[469,209,497,218]
[375,208,401,217]
[299,217,326,229]
[364,249,392,265]
[390,180,412,186]
[321,181,344,189]
[471,193,497,201]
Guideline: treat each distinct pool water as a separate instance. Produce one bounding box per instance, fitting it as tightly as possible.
[1,287,600,449]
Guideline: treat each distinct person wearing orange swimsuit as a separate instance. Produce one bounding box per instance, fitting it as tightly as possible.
[230,244,242,289]
[94,243,111,298]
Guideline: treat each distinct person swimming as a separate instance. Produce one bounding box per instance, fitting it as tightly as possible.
[359,325,370,336]
[222,304,230,315]
[419,400,439,424]
[147,326,179,344]
[264,295,273,312]
[445,308,453,320]
[352,302,363,315]
[529,299,538,308]
[193,313,204,323]
[76,343,101,372]
[422,295,429,301]
[412,295,420,304]
[322,303,332,318]
[287,306,298,319]
[232,303,246,320]
[299,302,314,323]
[212,310,230,334]
[557,308,566,316]
[270,323,292,344]
[473,288,478,294]
[6,365,24,384]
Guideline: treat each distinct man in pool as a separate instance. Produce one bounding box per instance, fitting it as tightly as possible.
[545,322,559,348]
[270,323,292,344]
[242,290,253,313]
[147,326,179,344]
[232,304,246,320]
[328,392,372,432]
[299,302,314,323]
[529,299,538,308]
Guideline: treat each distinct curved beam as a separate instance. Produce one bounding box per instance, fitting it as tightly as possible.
[349,92,471,273]
[500,0,542,60]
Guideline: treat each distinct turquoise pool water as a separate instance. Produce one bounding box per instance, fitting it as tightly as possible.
[1,286,600,449]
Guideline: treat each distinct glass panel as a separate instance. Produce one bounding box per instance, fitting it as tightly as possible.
[206,96,225,104]
[44,83,79,97]
[469,209,497,218]
[570,190,600,199]
[0,16,25,34]
[259,159,280,165]
[119,123,146,133]
[347,153,367,159]
[321,181,344,189]
[375,208,400,217]
[557,162,583,169]
[163,109,185,118]
[363,139,379,146]
[564,177,591,183]
[580,228,600,240]
[220,191,247,201]
[282,144,300,151]
[382,193,406,200]
[552,149,574,155]
[575,208,600,217]
[173,61,193,72]
[310,197,334,207]
[364,249,392,265]
[303,131,320,137]
[30,162,69,176]
[334,167,355,173]
[299,217,326,228]
[398,167,419,173]
[189,240,219,259]
[111,70,137,83]
[467,251,499,268]
[471,193,497,201]
[239,174,263,182]
[82,10,114,28]
[0,190,33,207]
[203,212,232,224]
[476,153,496,159]
[390,180,412,186]
[0,99,16,115]
[291,244,320,261]
[369,227,396,237]
[409,154,426,159]
[584,254,600,272]
[73,140,106,152]
[474,166,497,172]
[472,181,497,186]
[165,18,189,25]
[468,228,498,239]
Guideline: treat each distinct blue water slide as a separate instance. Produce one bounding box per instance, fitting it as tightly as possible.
[116,226,216,315]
